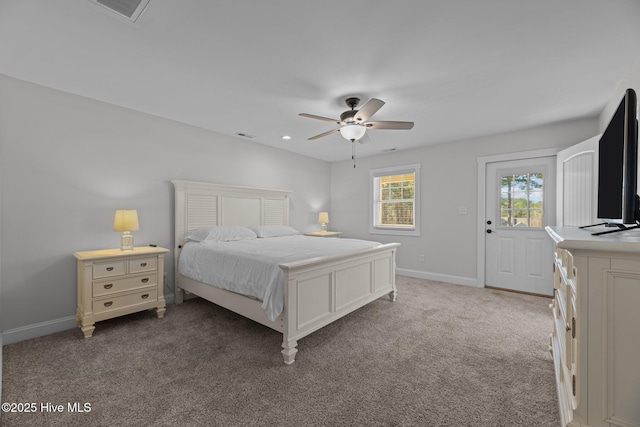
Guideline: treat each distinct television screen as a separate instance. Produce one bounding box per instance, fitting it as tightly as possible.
[597,98,625,220]
[597,88,638,225]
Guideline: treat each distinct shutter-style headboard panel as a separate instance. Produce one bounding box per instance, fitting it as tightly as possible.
[264,198,286,225]
[172,180,291,248]
[185,193,218,233]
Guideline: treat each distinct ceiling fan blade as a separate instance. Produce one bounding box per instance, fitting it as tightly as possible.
[308,128,340,140]
[299,113,341,124]
[357,133,371,144]
[365,121,414,130]
[354,98,385,122]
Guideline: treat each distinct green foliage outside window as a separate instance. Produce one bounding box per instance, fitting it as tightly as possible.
[500,173,543,227]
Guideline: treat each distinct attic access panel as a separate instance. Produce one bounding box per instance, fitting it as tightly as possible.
[91,0,151,22]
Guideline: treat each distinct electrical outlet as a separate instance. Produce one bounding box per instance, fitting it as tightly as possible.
[419,254,425,262]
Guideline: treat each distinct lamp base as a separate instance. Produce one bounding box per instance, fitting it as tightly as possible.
[320,224,327,232]
[120,232,134,251]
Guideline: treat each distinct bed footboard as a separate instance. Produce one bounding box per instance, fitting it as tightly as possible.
[279,242,399,365]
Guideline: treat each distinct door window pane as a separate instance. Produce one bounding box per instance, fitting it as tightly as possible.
[499,172,544,227]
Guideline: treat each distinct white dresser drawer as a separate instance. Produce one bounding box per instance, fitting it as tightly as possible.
[93,289,157,315]
[129,257,157,273]
[93,274,158,297]
[93,261,126,279]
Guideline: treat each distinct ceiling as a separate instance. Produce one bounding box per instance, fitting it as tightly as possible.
[1,0,640,162]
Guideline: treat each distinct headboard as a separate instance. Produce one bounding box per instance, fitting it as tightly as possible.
[172,180,291,250]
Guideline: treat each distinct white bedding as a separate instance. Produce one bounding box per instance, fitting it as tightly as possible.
[178,235,381,321]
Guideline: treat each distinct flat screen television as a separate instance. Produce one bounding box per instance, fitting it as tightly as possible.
[594,88,639,233]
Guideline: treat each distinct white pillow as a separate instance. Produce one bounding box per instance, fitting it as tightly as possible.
[249,225,300,238]
[186,226,257,242]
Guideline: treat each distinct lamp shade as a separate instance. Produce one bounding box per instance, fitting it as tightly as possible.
[318,212,329,224]
[113,210,139,232]
[339,124,366,141]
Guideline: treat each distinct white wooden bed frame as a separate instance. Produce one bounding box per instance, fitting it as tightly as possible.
[172,180,400,364]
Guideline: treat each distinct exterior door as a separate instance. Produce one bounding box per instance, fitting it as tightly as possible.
[485,157,555,296]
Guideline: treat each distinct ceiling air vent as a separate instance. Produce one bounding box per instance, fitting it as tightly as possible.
[91,0,151,22]
[235,133,256,139]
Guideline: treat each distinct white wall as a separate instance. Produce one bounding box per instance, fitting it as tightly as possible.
[0,74,331,343]
[330,117,599,286]
[599,62,640,130]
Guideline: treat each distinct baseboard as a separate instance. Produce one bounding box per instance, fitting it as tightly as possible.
[2,316,77,345]
[396,268,480,288]
[2,292,176,346]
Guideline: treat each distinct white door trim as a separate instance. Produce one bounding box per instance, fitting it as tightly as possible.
[476,148,562,288]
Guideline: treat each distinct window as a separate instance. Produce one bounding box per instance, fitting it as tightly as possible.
[370,164,420,236]
[499,172,544,228]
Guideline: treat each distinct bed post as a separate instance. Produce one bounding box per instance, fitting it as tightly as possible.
[389,247,398,302]
[281,339,298,365]
[173,181,184,305]
[175,280,184,304]
[281,270,298,365]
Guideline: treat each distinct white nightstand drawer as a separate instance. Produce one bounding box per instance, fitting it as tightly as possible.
[129,257,157,273]
[93,261,126,279]
[93,289,157,315]
[93,274,158,297]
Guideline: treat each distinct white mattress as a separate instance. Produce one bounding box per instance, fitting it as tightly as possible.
[178,235,381,321]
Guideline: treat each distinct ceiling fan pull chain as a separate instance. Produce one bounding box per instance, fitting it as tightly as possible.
[352,140,356,168]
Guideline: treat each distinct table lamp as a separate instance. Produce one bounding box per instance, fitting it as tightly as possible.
[318,211,329,232]
[113,209,139,251]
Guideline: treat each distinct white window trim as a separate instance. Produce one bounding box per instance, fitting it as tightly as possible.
[369,163,421,236]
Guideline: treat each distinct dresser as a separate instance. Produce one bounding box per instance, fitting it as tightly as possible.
[546,226,640,427]
[74,246,169,338]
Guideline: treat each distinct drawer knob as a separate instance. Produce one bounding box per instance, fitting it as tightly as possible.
[106,267,114,272]
[104,284,113,289]
[140,262,147,267]
[104,301,113,307]
[141,294,149,299]
[141,278,149,283]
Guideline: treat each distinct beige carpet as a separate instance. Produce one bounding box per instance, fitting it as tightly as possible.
[1,276,558,426]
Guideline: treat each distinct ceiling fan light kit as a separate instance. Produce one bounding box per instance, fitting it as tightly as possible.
[339,124,366,142]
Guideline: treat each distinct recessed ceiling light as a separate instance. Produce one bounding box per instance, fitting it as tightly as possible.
[281,135,292,140]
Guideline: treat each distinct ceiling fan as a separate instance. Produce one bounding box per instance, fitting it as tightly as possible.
[299,97,414,144]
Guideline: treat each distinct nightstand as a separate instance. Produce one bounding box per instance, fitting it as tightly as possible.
[74,246,169,338]
[304,231,342,238]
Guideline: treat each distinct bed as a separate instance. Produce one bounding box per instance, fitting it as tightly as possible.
[172,180,400,364]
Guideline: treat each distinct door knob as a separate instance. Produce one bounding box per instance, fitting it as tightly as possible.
[486,229,493,234]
